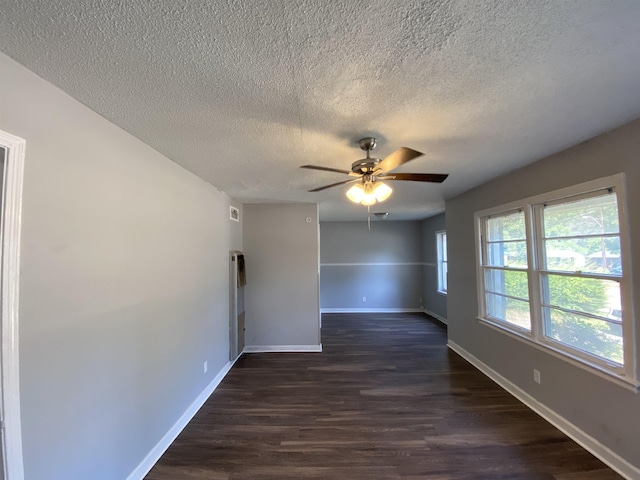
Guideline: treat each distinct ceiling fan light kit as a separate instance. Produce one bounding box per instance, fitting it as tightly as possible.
[346,180,392,205]
[372,181,392,202]
[301,136,448,210]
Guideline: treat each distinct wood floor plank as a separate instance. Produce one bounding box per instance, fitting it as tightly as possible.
[145,313,623,479]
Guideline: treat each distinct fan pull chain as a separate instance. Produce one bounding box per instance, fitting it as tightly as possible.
[368,205,371,231]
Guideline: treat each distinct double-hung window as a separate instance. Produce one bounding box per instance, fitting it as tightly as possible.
[537,190,624,366]
[475,174,636,386]
[480,210,530,331]
[436,231,448,294]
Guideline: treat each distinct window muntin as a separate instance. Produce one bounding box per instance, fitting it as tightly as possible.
[486,294,531,330]
[475,175,635,384]
[484,269,529,299]
[543,275,620,318]
[487,240,528,268]
[543,237,621,274]
[543,194,619,237]
[543,308,623,365]
[541,193,621,276]
[437,231,448,294]
[486,212,528,268]
[487,210,527,241]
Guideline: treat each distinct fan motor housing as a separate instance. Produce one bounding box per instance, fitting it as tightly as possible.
[351,158,381,174]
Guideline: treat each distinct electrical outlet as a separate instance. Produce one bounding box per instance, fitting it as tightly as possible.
[362,296,366,302]
[203,361,208,374]
[533,369,541,384]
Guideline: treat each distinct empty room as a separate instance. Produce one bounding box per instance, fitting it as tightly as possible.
[0,1,639,479]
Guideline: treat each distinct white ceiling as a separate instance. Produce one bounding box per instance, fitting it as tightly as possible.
[2,1,640,221]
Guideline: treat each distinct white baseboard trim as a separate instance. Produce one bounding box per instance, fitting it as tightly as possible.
[424,309,448,325]
[447,341,639,480]
[320,308,424,314]
[126,357,238,480]
[243,344,323,353]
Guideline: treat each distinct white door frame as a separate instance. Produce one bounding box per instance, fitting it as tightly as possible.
[229,250,239,361]
[0,130,25,479]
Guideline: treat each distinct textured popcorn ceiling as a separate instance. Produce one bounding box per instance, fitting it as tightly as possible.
[2,1,640,220]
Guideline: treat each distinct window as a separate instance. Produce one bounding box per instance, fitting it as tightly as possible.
[538,192,623,365]
[436,231,448,294]
[475,175,636,385]
[480,210,530,331]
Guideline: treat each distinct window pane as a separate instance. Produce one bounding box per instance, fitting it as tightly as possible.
[442,261,447,291]
[487,240,528,268]
[544,274,621,319]
[544,193,619,238]
[442,233,447,260]
[544,237,621,275]
[484,268,529,300]
[486,293,530,330]
[544,308,623,364]
[487,211,526,241]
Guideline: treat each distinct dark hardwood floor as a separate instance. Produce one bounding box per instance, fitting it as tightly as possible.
[145,313,622,479]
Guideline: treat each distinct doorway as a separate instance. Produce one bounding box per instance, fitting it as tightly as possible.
[229,251,246,361]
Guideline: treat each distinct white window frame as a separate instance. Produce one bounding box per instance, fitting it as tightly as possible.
[436,230,447,294]
[474,174,638,389]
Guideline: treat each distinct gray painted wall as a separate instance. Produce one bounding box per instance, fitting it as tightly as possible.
[0,53,242,480]
[320,221,424,310]
[421,214,447,321]
[243,204,320,348]
[446,118,640,470]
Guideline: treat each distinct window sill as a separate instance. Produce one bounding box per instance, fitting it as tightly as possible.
[477,316,639,393]
[437,290,447,296]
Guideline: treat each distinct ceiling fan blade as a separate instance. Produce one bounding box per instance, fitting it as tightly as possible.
[300,164,352,175]
[375,147,423,174]
[380,173,449,183]
[308,179,359,192]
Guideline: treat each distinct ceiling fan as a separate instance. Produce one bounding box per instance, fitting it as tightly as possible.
[300,137,448,206]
